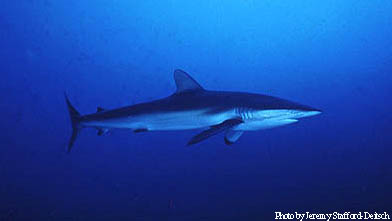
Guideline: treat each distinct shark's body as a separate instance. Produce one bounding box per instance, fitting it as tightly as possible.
[65,69,321,152]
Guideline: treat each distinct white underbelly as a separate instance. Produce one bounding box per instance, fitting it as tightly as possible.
[91,109,236,131]
[234,118,298,131]
[141,110,234,130]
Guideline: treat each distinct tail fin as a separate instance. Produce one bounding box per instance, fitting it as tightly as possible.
[64,93,82,153]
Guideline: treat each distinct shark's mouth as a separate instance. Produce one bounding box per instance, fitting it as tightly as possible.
[246,109,321,120]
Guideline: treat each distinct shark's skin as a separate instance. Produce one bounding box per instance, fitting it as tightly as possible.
[65,69,321,152]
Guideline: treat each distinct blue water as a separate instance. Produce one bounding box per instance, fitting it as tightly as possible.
[1,1,391,220]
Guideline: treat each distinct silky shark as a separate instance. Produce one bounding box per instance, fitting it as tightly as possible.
[65,69,321,152]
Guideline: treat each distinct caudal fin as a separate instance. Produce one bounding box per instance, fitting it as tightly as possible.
[64,93,81,153]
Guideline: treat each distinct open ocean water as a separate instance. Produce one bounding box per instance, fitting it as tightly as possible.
[0,0,391,220]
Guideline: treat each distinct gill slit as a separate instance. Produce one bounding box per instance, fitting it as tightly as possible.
[235,107,253,121]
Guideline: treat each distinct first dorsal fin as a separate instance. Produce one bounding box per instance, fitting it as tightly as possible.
[174,69,204,93]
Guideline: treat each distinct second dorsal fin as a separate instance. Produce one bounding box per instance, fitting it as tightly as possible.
[174,69,204,93]
[97,107,105,112]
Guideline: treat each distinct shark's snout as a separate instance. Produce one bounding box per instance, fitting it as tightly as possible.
[295,104,322,117]
[303,110,322,117]
[287,108,322,119]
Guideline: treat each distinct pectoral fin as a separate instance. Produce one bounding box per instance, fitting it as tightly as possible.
[187,119,243,146]
[224,130,244,145]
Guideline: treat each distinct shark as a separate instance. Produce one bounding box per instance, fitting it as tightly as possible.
[65,69,321,152]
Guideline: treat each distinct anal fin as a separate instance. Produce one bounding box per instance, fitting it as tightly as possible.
[97,128,110,136]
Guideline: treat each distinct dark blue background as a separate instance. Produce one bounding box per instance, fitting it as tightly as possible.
[1,0,391,220]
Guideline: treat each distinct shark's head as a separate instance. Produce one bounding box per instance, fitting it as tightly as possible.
[289,109,322,118]
[234,93,322,121]
[250,108,322,121]
[232,94,321,131]
[273,101,322,119]
[262,108,322,119]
